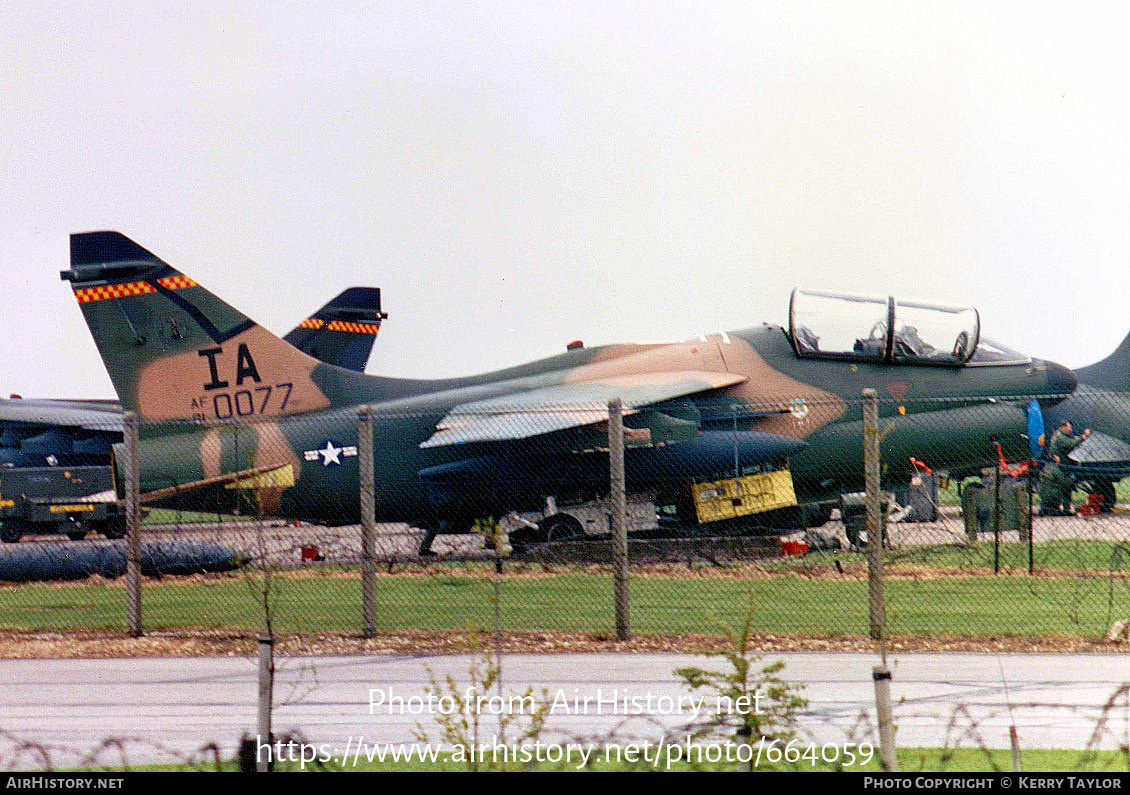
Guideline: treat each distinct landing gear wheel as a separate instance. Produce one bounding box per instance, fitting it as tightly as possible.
[507,525,539,554]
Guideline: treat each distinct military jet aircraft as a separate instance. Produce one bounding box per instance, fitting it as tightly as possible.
[59,233,1077,552]
[1034,330,1130,509]
[0,287,386,468]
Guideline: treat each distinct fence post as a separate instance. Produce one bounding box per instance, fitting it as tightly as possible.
[359,406,377,639]
[257,635,274,772]
[993,459,1002,574]
[872,663,898,772]
[863,389,898,771]
[123,410,142,638]
[609,398,630,641]
[862,389,885,645]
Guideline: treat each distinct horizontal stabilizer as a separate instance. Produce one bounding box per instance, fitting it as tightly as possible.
[1067,432,1130,465]
[419,371,746,448]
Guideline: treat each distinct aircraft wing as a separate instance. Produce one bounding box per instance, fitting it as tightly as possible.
[419,371,746,448]
[0,398,124,432]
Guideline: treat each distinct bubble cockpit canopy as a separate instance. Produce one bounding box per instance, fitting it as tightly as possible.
[788,289,986,366]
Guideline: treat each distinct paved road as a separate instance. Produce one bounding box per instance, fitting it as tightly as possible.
[2,651,1129,769]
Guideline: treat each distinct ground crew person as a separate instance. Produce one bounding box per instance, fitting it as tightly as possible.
[1038,420,1091,516]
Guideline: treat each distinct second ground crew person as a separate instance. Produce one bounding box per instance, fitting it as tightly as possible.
[1038,420,1091,516]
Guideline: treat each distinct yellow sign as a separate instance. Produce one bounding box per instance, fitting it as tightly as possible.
[691,470,797,524]
[49,504,97,513]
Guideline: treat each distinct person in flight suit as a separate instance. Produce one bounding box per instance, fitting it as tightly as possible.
[1038,420,1091,516]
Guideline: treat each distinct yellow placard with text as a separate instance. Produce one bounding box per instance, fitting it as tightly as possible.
[691,470,797,524]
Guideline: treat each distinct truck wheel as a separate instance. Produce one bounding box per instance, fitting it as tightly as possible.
[101,521,127,540]
[844,515,866,549]
[0,523,23,543]
[67,530,88,541]
[537,513,585,542]
[802,503,834,528]
[508,525,536,553]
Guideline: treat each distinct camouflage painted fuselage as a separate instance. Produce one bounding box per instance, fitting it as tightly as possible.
[131,325,1070,526]
[63,232,1075,529]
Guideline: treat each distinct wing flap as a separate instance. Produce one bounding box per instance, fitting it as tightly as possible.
[419,371,746,448]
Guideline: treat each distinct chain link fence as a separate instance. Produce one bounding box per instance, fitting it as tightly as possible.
[1,392,1129,647]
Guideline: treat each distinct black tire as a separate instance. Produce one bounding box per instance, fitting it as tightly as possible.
[844,515,865,549]
[802,503,834,528]
[0,522,24,544]
[507,525,542,554]
[754,505,805,531]
[100,520,127,540]
[537,513,585,543]
[66,530,88,541]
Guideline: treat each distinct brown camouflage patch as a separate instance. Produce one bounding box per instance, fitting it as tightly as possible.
[250,421,302,515]
[568,338,729,383]
[719,336,846,437]
[570,335,845,438]
[199,428,223,481]
[135,325,331,421]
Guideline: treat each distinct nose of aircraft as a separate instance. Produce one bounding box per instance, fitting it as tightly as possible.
[1042,360,1078,396]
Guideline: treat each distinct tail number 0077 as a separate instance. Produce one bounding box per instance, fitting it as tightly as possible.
[192,383,293,421]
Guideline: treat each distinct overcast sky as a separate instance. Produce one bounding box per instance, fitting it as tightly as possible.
[1,1,1127,399]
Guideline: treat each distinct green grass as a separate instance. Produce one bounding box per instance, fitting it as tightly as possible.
[4,559,1130,639]
[143,508,244,525]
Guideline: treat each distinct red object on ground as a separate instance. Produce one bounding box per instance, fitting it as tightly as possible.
[1080,491,1105,516]
[301,545,320,562]
[779,538,809,557]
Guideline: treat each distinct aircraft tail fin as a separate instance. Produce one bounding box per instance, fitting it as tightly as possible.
[1076,331,1130,392]
[62,231,347,422]
[283,287,386,373]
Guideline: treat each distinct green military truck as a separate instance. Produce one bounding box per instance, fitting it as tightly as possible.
[0,466,126,543]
